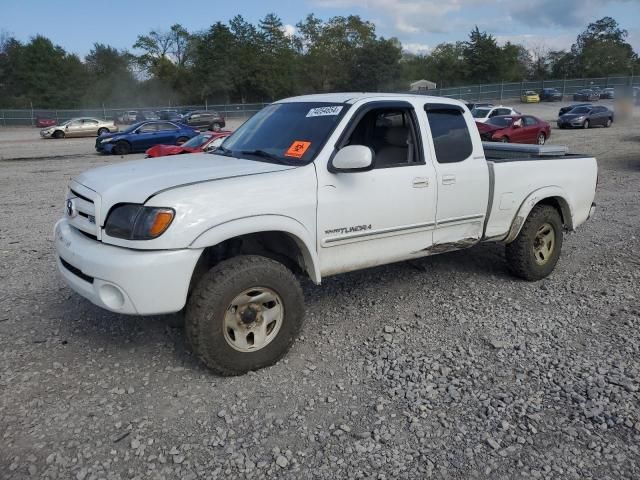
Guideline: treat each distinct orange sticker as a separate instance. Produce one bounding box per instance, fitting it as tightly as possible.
[285,140,311,159]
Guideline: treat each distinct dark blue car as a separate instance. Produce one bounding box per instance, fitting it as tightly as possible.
[96,121,198,155]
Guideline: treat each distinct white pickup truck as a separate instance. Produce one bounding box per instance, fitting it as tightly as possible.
[55,93,597,375]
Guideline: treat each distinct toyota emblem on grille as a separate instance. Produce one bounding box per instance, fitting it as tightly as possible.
[66,199,77,218]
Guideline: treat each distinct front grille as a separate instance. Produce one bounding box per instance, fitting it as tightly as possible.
[66,185,100,239]
[60,257,94,284]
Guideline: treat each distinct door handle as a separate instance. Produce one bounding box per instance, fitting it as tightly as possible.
[442,175,456,185]
[412,177,429,188]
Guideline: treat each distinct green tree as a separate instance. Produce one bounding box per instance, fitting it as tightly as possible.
[463,27,503,83]
[571,17,636,76]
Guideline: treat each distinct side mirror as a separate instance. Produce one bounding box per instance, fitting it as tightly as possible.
[330,145,374,173]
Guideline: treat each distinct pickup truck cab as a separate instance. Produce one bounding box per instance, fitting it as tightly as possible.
[55,93,597,375]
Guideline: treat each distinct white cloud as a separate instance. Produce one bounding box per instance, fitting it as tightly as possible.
[282,24,296,38]
[402,42,431,55]
[312,0,477,35]
[495,33,576,52]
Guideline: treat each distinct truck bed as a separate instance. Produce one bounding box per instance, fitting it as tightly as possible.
[482,142,598,241]
[482,142,584,162]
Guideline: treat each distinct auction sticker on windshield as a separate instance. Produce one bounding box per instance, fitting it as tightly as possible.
[285,141,311,159]
[306,106,343,117]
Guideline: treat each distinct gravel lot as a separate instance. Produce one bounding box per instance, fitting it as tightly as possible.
[1,101,639,479]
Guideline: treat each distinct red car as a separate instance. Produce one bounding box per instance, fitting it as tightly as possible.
[145,130,232,158]
[476,115,551,145]
[34,115,57,128]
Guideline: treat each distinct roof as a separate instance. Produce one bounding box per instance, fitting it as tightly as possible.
[276,92,463,106]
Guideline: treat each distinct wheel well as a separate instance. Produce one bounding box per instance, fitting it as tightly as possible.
[189,231,309,293]
[537,197,571,229]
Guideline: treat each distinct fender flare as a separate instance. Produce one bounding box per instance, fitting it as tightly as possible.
[505,187,574,243]
[189,214,321,284]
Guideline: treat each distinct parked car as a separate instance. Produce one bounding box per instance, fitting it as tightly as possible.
[573,89,600,101]
[145,130,232,158]
[158,109,181,121]
[600,88,615,99]
[557,105,614,129]
[540,88,563,102]
[34,114,57,128]
[182,110,226,131]
[471,105,519,123]
[96,121,199,155]
[118,111,140,124]
[476,115,550,145]
[56,93,597,374]
[40,118,118,139]
[558,103,592,116]
[465,102,493,111]
[520,91,540,103]
[141,111,160,121]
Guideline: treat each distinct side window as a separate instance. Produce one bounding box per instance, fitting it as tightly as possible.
[344,108,420,168]
[425,105,473,164]
[523,116,537,126]
[84,119,99,125]
[496,108,511,116]
[138,123,157,133]
[157,122,178,131]
[488,109,500,118]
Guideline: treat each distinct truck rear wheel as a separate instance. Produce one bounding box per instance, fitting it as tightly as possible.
[185,255,305,376]
[505,205,563,281]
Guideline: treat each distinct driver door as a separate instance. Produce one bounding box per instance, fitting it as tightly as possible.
[316,101,437,276]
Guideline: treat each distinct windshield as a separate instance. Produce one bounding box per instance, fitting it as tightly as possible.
[486,117,513,127]
[471,108,491,118]
[221,102,349,165]
[570,107,591,114]
[183,133,213,148]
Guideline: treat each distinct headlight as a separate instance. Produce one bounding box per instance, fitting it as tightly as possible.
[575,116,585,121]
[104,204,175,240]
[101,137,117,143]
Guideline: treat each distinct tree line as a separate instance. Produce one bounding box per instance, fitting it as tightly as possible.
[0,15,637,109]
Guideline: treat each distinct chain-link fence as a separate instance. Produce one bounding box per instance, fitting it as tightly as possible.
[0,103,269,127]
[2,75,639,127]
[420,75,640,102]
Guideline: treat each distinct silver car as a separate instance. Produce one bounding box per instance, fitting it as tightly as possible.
[40,117,118,139]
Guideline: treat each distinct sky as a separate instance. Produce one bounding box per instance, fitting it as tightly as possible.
[2,0,640,57]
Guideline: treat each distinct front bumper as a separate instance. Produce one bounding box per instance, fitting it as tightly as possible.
[54,219,202,315]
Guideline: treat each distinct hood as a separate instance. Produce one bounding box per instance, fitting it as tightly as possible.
[475,122,505,134]
[73,153,296,218]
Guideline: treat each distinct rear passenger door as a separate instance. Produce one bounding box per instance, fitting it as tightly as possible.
[424,104,490,245]
[155,122,180,144]
[521,116,539,143]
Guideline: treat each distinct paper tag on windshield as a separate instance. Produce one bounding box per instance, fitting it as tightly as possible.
[306,106,343,118]
[285,141,311,159]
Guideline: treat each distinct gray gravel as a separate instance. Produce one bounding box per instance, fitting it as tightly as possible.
[1,106,639,479]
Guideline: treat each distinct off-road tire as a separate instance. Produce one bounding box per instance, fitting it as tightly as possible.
[505,205,563,281]
[113,141,131,155]
[52,130,64,139]
[186,255,305,376]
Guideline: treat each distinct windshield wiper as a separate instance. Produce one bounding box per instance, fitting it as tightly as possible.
[213,146,234,156]
[239,149,283,163]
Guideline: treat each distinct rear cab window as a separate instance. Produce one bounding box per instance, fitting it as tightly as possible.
[425,104,474,164]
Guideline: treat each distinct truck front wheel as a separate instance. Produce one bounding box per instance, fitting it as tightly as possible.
[505,205,563,281]
[185,255,305,375]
